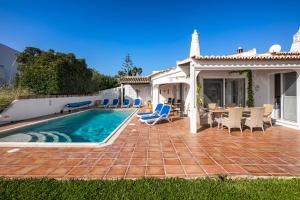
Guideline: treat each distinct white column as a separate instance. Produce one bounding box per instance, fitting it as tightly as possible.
[152,84,159,112]
[296,70,300,128]
[189,65,200,133]
[120,84,124,106]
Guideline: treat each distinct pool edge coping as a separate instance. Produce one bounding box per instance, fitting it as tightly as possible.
[0,108,138,148]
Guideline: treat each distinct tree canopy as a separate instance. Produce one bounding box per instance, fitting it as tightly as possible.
[117,54,143,77]
[15,47,118,95]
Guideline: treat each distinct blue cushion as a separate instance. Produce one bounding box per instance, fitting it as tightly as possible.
[140,115,160,121]
[66,101,92,108]
[137,112,153,116]
[123,99,130,105]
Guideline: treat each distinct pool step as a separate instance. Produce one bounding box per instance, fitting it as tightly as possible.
[26,131,72,142]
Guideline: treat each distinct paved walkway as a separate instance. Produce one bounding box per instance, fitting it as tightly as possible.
[0,117,300,179]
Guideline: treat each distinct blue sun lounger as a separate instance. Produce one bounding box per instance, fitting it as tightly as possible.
[109,99,119,108]
[121,98,130,108]
[139,104,171,125]
[65,101,92,108]
[136,103,163,118]
[133,98,142,108]
[99,99,109,108]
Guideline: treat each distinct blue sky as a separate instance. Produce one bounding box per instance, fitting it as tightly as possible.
[0,0,299,75]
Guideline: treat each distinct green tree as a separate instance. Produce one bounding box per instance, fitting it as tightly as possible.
[131,66,143,76]
[15,47,117,95]
[117,54,143,77]
[90,69,118,91]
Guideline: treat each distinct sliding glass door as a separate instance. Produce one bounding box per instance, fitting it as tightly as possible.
[203,79,223,107]
[203,78,245,107]
[282,72,297,122]
[225,79,245,107]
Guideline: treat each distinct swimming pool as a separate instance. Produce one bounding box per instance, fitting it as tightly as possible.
[0,109,135,143]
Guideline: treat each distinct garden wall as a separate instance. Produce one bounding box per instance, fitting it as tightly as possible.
[0,87,121,124]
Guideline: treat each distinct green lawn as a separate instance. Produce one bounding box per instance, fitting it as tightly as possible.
[0,177,300,200]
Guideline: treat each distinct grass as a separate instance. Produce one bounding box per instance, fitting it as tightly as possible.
[0,87,32,112]
[0,177,300,200]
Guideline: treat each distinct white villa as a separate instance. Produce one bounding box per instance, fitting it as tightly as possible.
[120,28,300,133]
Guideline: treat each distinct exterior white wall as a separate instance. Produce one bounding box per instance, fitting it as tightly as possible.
[252,70,270,106]
[296,70,300,128]
[99,87,120,100]
[123,84,151,105]
[0,95,102,124]
[158,84,174,102]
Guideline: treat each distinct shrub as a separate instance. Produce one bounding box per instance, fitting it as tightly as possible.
[0,87,32,112]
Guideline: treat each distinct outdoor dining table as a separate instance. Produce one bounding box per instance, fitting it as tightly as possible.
[209,107,251,113]
[208,107,251,128]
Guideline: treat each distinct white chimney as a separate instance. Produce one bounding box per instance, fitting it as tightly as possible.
[290,27,300,53]
[189,29,200,57]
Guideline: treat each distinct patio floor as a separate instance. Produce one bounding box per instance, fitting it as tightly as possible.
[0,116,300,179]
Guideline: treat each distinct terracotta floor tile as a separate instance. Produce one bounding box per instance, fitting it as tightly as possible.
[68,167,91,176]
[148,152,163,158]
[130,158,147,165]
[222,164,248,174]
[147,158,164,165]
[60,159,81,167]
[180,158,198,165]
[213,157,234,164]
[132,152,147,158]
[118,152,133,158]
[258,165,288,174]
[277,165,300,174]
[13,166,39,175]
[78,159,97,166]
[49,167,72,176]
[95,159,115,166]
[164,158,181,165]
[241,165,267,174]
[90,166,110,175]
[195,157,216,165]
[165,165,184,175]
[106,166,127,176]
[0,166,24,175]
[146,166,165,176]
[126,166,146,176]
[201,165,226,175]
[27,166,55,175]
[183,165,205,175]
[113,158,130,165]
[266,157,289,165]
[230,157,251,165]
[163,151,178,158]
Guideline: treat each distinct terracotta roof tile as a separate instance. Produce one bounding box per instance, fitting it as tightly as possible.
[191,54,300,61]
[119,76,150,84]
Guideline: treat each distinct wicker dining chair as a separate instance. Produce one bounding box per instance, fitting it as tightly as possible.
[198,106,213,128]
[208,103,217,110]
[263,104,273,127]
[244,107,265,133]
[220,107,243,134]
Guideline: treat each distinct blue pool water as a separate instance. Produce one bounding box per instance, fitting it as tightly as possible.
[0,109,134,143]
